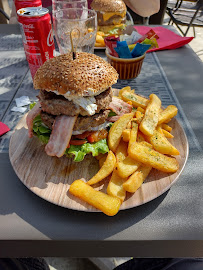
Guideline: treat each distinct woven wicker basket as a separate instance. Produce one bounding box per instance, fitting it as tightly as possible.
[105,50,146,80]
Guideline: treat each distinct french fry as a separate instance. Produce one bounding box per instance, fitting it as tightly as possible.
[108,112,134,152]
[107,169,127,202]
[135,110,144,124]
[123,165,152,193]
[122,129,131,142]
[87,150,116,185]
[128,121,138,150]
[96,34,105,46]
[162,123,172,132]
[117,156,141,178]
[137,132,145,142]
[118,86,132,98]
[95,42,104,47]
[69,179,121,216]
[121,91,149,108]
[99,154,108,167]
[137,106,145,113]
[158,105,178,125]
[126,120,132,129]
[148,129,179,155]
[139,94,161,137]
[128,142,179,173]
[162,128,174,138]
[139,141,153,148]
[115,139,128,162]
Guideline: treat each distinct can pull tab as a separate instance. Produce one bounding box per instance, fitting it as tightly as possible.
[70,28,80,60]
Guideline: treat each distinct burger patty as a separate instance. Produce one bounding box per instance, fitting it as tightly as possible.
[41,109,110,131]
[38,87,112,117]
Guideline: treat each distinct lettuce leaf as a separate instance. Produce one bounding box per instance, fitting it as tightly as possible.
[32,113,109,162]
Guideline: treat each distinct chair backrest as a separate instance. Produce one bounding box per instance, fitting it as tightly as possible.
[0,0,10,24]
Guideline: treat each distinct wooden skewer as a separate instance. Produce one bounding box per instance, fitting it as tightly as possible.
[70,28,80,60]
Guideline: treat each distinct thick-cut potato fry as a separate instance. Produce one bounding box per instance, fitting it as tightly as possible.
[139,94,161,137]
[135,110,144,124]
[128,122,138,150]
[137,106,145,113]
[123,165,152,193]
[118,86,132,98]
[162,128,174,138]
[137,132,145,142]
[95,42,105,47]
[162,123,172,132]
[95,35,105,46]
[87,150,116,185]
[126,120,132,129]
[69,179,121,216]
[158,105,178,125]
[148,129,179,155]
[108,112,134,152]
[139,141,153,148]
[117,156,140,178]
[99,154,108,167]
[115,139,128,162]
[128,142,179,173]
[121,91,149,108]
[107,169,126,202]
[122,129,131,142]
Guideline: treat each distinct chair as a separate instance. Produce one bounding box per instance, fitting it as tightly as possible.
[0,0,10,23]
[166,0,203,36]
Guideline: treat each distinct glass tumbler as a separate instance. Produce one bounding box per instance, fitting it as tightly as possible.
[52,0,88,13]
[53,8,97,54]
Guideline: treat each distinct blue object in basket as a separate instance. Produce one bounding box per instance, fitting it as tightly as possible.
[114,41,132,59]
[131,43,151,57]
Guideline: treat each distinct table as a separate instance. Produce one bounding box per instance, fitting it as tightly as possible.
[0,24,203,258]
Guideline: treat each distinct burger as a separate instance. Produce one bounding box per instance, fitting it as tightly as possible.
[91,0,127,35]
[26,52,119,162]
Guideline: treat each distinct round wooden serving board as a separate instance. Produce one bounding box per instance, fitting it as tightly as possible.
[9,108,189,213]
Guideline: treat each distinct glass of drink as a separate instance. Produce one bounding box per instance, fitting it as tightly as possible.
[52,0,88,13]
[53,8,97,54]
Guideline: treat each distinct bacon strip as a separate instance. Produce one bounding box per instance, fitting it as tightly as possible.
[45,115,77,157]
[108,97,133,122]
[26,102,41,138]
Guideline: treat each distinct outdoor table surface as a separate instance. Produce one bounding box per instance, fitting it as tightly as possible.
[0,24,203,257]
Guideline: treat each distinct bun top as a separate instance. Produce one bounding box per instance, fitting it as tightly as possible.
[91,0,126,13]
[34,52,118,97]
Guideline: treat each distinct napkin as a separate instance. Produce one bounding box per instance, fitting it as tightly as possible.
[0,122,10,136]
[134,26,194,53]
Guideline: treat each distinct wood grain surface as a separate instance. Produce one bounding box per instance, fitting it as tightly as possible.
[9,98,189,212]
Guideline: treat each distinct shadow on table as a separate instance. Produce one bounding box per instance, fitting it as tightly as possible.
[0,154,170,240]
[1,148,203,241]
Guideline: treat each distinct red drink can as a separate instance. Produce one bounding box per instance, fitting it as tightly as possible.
[14,0,42,12]
[17,7,55,80]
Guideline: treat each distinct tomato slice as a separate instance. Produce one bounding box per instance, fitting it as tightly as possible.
[69,139,87,145]
[87,134,95,143]
[73,131,91,140]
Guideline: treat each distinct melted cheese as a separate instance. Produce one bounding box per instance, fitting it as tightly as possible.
[102,11,126,22]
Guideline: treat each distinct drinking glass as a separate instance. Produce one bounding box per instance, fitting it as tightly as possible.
[53,8,97,54]
[52,0,88,14]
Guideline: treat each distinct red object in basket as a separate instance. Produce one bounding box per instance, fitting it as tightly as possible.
[134,26,193,52]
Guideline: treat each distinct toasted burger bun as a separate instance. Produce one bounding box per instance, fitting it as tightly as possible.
[91,0,126,14]
[34,52,118,98]
[91,0,126,29]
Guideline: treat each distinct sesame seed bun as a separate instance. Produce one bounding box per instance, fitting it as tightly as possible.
[91,0,126,13]
[34,52,118,98]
